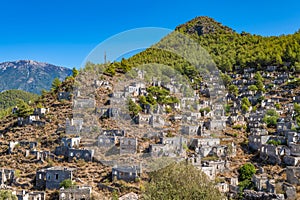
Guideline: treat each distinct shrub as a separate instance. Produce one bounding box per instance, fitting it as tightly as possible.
[238,163,256,181]
[59,179,75,189]
[232,124,243,130]
[143,162,223,200]
[0,190,17,200]
[267,140,281,146]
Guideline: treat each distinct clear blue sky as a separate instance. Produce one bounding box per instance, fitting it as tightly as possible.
[0,0,300,68]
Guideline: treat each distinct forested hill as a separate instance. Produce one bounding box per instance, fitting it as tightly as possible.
[0,90,38,110]
[175,16,300,72]
[102,16,300,79]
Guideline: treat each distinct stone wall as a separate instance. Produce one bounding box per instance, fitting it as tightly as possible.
[59,186,91,200]
[243,190,284,200]
[286,167,300,185]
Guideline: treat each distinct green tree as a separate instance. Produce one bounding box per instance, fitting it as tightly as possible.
[239,163,256,181]
[256,80,265,92]
[51,78,61,91]
[0,190,17,200]
[296,116,300,127]
[248,85,258,92]
[139,96,147,105]
[255,71,263,82]
[241,97,251,107]
[238,163,256,193]
[254,72,265,92]
[72,67,79,78]
[111,190,119,200]
[220,73,232,86]
[127,99,142,117]
[104,65,116,76]
[294,103,300,116]
[263,109,279,127]
[146,86,171,104]
[295,62,300,73]
[275,103,281,110]
[242,104,249,112]
[241,97,251,112]
[228,85,239,97]
[120,58,131,73]
[16,99,34,117]
[146,93,157,106]
[200,107,211,115]
[143,162,223,200]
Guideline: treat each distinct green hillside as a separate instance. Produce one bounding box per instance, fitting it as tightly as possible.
[0,89,38,110]
[175,16,300,72]
[98,16,300,76]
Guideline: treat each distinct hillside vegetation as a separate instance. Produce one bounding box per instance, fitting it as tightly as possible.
[176,16,300,72]
[0,90,38,110]
[98,16,300,76]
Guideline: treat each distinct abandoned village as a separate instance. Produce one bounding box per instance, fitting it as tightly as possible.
[1,61,300,200]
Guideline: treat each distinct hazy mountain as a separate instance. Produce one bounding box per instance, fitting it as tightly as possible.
[0,60,72,94]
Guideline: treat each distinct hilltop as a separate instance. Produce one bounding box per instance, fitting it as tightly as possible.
[103,16,300,77]
[0,60,72,94]
[175,16,300,72]
[176,16,235,35]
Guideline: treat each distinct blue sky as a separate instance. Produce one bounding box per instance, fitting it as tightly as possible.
[0,0,300,68]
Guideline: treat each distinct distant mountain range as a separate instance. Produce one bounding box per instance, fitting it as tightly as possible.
[0,60,72,94]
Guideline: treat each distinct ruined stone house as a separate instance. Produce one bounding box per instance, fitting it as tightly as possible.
[25,150,51,161]
[112,165,142,182]
[0,168,15,186]
[65,118,83,134]
[61,137,81,148]
[191,137,220,149]
[135,114,151,127]
[73,98,95,109]
[54,137,94,162]
[150,114,165,128]
[149,136,187,158]
[283,155,300,166]
[216,182,229,193]
[16,190,45,200]
[33,108,49,117]
[181,125,201,136]
[252,173,276,193]
[286,166,300,185]
[260,144,290,164]
[208,118,227,131]
[18,115,45,127]
[68,149,94,162]
[59,186,92,200]
[277,118,292,134]
[248,135,285,151]
[120,137,137,155]
[8,141,38,154]
[119,192,139,200]
[36,167,76,190]
[97,135,117,148]
[58,92,71,101]
[102,129,125,137]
